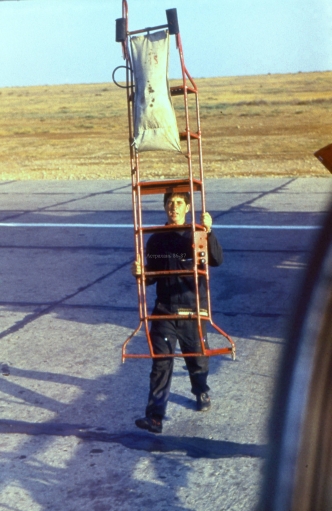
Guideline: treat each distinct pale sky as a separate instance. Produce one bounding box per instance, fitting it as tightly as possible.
[0,0,331,87]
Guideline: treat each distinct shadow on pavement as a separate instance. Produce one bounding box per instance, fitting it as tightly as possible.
[0,419,267,460]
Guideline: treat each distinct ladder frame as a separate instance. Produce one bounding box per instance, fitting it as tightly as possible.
[116,0,236,362]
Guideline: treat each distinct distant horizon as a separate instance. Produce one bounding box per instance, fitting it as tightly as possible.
[1,68,331,90]
[1,0,331,88]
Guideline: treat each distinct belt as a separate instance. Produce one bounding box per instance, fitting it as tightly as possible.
[155,303,208,317]
[177,308,208,317]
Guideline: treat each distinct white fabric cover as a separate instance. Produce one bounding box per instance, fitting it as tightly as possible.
[130,30,181,153]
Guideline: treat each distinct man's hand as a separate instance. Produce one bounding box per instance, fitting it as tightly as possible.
[131,254,142,276]
[201,212,212,233]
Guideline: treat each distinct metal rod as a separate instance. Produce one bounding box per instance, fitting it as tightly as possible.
[122,321,143,362]
[128,24,169,36]
[123,348,233,359]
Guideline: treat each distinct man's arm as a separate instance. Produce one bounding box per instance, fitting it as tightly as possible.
[201,212,223,267]
[207,230,223,266]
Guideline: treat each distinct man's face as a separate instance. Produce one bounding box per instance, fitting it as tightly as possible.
[164,195,190,225]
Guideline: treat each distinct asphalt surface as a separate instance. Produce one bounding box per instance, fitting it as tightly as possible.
[0,177,331,511]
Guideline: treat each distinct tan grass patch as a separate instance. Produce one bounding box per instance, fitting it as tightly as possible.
[0,72,331,180]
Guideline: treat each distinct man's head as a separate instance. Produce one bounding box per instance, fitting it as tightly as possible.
[163,192,190,225]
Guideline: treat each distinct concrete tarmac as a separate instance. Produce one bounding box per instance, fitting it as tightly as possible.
[0,177,331,511]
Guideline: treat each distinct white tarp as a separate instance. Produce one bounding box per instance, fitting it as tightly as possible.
[130,30,181,153]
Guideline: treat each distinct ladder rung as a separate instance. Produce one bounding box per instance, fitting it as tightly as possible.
[204,347,234,356]
[179,131,200,141]
[137,178,202,195]
[132,85,196,100]
[123,348,233,359]
[170,85,196,96]
[146,313,210,321]
[140,223,205,234]
[144,269,207,277]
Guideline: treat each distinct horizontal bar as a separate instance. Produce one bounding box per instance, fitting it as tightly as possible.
[128,24,168,36]
[137,177,202,195]
[213,225,322,230]
[204,348,234,356]
[179,131,200,140]
[144,313,210,321]
[170,85,196,96]
[144,269,206,278]
[123,348,233,359]
[140,223,205,234]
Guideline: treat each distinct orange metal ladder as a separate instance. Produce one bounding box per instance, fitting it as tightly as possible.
[114,0,236,362]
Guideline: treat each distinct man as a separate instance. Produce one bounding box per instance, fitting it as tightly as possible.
[132,192,223,433]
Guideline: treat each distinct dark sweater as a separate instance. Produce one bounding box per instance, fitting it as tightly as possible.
[145,228,223,310]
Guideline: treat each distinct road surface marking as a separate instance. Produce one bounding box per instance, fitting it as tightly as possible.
[0,223,321,230]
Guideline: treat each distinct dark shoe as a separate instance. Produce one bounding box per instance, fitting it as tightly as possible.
[196,392,211,412]
[135,416,163,434]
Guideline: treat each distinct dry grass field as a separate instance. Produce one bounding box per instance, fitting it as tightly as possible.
[0,71,331,180]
